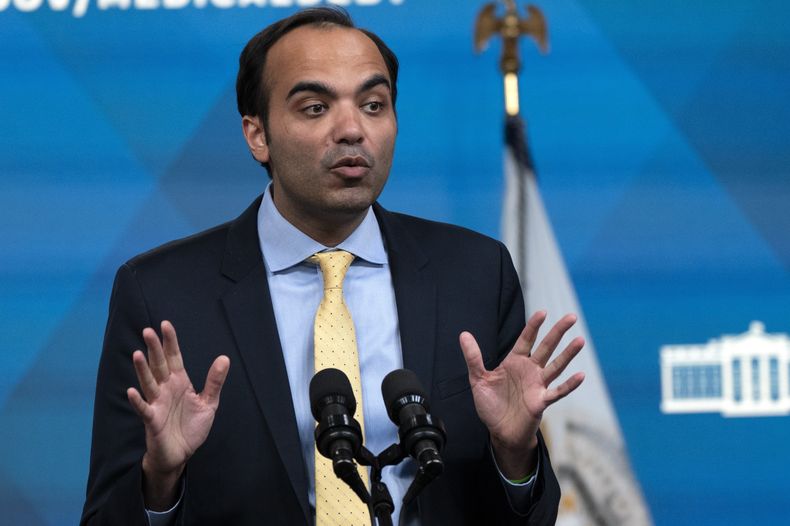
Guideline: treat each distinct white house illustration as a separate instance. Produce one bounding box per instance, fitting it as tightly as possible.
[660,322,790,417]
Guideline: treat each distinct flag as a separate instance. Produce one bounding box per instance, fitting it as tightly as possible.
[502,115,652,526]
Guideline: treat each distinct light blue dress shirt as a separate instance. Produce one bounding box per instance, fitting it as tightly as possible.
[257,186,417,526]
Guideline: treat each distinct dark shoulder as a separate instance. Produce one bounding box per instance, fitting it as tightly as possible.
[124,220,233,278]
[384,209,507,254]
[123,196,261,280]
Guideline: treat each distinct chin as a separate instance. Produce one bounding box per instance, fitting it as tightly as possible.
[328,200,374,216]
[326,187,380,213]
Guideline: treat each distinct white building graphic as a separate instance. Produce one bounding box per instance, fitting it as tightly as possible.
[660,322,790,417]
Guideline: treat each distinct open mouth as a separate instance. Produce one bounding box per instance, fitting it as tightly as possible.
[330,156,371,178]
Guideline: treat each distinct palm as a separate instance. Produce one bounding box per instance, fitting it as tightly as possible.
[468,351,548,446]
[127,321,230,474]
[460,311,585,451]
[143,369,217,470]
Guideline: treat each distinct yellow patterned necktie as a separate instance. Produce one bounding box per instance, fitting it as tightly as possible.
[310,250,371,526]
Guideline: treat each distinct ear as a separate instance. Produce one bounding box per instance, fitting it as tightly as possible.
[242,115,270,164]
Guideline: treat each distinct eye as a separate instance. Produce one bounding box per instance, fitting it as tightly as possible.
[362,101,385,114]
[303,103,327,116]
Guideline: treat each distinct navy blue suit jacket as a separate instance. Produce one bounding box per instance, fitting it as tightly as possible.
[81,197,561,525]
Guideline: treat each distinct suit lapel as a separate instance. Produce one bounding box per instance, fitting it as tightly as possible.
[374,204,438,394]
[220,197,310,524]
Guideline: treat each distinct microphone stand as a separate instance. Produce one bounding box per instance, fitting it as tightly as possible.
[351,441,443,526]
[354,444,404,526]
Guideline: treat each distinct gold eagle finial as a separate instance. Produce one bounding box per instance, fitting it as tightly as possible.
[474,1,549,115]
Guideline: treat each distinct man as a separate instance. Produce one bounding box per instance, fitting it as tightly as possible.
[81,7,585,526]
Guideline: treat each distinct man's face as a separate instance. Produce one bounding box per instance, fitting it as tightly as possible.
[251,25,397,233]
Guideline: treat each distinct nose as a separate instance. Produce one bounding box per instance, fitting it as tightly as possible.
[331,103,364,145]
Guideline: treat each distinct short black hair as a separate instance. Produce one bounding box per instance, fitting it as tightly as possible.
[236,7,399,150]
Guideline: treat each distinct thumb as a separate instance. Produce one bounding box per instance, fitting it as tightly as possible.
[459,331,486,385]
[200,355,230,408]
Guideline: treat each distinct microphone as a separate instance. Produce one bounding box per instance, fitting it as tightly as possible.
[381,369,446,505]
[309,368,369,504]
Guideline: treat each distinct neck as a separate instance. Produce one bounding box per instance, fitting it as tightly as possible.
[271,194,367,248]
[288,211,366,247]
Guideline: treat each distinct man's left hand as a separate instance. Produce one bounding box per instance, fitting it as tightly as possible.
[459,311,585,479]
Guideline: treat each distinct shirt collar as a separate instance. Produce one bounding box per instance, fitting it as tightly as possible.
[257,184,388,273]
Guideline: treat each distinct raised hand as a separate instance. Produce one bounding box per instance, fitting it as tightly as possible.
[459,311,585,478]
[126,320,230,510]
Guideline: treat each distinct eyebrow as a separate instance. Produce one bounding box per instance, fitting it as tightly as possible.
[357,74,391,96]
[285,74,391,101]
[286,81,335,101]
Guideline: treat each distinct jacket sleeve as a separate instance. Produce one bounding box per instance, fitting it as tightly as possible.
[484,241,561,525]
[80,263,178,526]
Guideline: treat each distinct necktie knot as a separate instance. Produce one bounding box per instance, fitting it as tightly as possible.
[310,250,355,290]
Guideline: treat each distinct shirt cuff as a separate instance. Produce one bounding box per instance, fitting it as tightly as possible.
[490,441,539,513]
[145,480,184,526]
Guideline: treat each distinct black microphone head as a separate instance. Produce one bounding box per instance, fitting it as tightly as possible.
[310,368,356,420]
[381,369,427,423]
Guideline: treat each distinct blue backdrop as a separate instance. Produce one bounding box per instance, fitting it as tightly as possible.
[2,1,789,524]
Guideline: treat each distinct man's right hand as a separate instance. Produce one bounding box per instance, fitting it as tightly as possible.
[126,320,230,511]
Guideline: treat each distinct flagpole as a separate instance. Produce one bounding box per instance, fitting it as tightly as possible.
[473,5,654,523]
[474,0,548,283]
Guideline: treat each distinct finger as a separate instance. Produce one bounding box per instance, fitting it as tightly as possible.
[531,313,577,366]
[200,355,231,408]
[161,320,185,373]
[544,372,585,406]
[541,336,585,385]
[511,310,547,357]
[143,326,170,382]
[459,331,487,383]
[132,350,160,400]
[127,387,155,423]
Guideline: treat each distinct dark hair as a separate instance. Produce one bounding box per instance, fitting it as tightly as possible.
[236,7,399,142]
